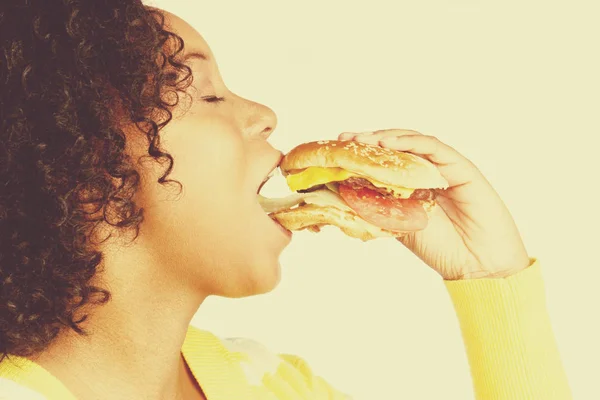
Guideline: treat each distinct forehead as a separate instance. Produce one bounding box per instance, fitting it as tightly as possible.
[159,9,213,62]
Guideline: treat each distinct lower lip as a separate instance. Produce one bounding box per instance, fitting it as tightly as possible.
[269,215,293,238]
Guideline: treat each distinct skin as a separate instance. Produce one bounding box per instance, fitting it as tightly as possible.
[27,7,531,400]
[31,9,288,400]
[339,129,531,280]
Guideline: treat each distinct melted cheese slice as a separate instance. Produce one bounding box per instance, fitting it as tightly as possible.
[286,167,416,198]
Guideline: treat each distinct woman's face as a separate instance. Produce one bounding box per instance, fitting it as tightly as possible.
[116,10,291,299]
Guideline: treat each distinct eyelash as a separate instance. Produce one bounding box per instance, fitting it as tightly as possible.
[201,96,226,103]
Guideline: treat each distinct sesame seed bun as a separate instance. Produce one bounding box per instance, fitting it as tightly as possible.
[259,139,447,241]
[280,140,449,190]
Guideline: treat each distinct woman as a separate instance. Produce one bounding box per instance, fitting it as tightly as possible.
[0,2,571,399]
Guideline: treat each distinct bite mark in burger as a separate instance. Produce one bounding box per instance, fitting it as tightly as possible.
[257,140,449,241]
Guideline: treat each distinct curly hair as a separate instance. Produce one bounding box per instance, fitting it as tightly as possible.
[0,0,195,362]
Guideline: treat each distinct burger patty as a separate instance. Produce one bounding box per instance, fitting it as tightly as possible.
[342,177,437,201]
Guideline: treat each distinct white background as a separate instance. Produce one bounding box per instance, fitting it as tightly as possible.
[149,1,599,399]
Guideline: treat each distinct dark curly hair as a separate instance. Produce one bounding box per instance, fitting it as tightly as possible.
[0,0,195,362]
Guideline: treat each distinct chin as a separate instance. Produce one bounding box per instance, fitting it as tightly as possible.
[203,198,290,299]
[219,259,283,299]
[246,247,284,296]
[208,234,284,298]
[249,261,283,296]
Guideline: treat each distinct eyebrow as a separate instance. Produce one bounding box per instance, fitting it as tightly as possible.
[182,51,208,62]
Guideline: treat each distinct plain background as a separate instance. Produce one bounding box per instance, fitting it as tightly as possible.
[148,1,599,399]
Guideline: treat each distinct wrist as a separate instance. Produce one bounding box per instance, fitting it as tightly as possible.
[461,267,526,280]
[448,256,532,281]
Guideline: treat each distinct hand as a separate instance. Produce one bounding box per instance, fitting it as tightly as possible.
[338,129,531,280]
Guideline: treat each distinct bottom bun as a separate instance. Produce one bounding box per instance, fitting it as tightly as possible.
[269,204,410,242]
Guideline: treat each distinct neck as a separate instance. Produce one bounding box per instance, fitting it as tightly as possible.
[30,238,208,400]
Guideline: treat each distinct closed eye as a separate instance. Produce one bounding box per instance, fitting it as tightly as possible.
[201,96,225,103]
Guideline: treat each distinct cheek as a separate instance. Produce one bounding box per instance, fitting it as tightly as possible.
[135,119,256,250]
[130,117,283,296]
[161,117,250,199]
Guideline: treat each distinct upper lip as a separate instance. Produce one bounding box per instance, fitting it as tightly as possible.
[257,152,284,194]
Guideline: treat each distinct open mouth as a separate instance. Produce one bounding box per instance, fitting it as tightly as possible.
[255,167,305,213]
[257,168,276,194]
[255,168,294,236]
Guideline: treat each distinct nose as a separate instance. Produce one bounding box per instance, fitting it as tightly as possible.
[241,99,278,139]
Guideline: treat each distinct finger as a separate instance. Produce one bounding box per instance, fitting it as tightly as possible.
[378,135,461,166]
[337,131,375,141]
[372,129,423,137]
[353,129,423,145]
[339,129,422,142]
[338,132,357,141]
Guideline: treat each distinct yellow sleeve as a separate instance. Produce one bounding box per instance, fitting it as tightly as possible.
[278,354,353,399]
[444,258,572,399]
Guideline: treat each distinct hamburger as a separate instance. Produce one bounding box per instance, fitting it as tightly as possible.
[257,139,449,241]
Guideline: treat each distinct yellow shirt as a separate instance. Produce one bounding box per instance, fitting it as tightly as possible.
[0,258,572,399]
